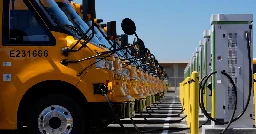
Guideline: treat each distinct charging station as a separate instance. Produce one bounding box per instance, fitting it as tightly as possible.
[203,30,212,113]
[195,48,199,72]
[192,53,196,72]
[202,14,256,133]
[197,42,204,115]
[199,40,204,81]
[189,61,192,75]
[198,40,205,115]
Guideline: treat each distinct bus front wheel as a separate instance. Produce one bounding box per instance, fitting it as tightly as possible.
[27,94,85,134]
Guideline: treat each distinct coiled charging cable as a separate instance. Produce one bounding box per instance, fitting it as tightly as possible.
[145,107,185,118]
[139,109,187,124]
[101,88,190,134]
[199,71,237,134]
[101,88,130,134]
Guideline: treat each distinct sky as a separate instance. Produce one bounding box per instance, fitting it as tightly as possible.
[74,0,256,61]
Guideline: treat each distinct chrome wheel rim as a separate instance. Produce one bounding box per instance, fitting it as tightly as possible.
[38,105,73,134]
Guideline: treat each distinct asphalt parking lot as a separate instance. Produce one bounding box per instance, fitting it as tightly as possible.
[97,91,190,134]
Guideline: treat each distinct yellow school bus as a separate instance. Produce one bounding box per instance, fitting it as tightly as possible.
[0,0,140,133]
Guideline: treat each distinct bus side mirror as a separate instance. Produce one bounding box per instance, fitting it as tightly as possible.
[107,21,117,40]
[121,34,128,47]
[121,18,136,35]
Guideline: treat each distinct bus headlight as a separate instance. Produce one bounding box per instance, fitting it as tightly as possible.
[96,58,114,70]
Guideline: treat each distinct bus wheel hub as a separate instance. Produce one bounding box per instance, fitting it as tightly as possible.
[38,105,73,134]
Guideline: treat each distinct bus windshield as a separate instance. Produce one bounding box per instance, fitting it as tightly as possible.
[36,0,75,30]
[86,21,113,48]
[56,2,101,45]
[86,21,130,58]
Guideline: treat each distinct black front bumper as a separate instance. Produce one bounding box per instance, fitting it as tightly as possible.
[113,101,135,118]
[134,98,146,112]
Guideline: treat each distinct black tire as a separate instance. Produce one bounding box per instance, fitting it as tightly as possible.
[27,94,85,134]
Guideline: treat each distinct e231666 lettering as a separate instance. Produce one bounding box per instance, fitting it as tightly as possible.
[9,50,48,57]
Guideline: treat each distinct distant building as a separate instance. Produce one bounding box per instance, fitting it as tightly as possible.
[159,60,189,90]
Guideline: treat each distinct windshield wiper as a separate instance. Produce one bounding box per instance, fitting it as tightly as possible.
[45,9,75,35]
[62,24,84,36]
[61,20,96,56]
[94,24,115,49]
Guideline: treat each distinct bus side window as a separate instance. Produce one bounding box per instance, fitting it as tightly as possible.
[9,10,50,44]
[2,0,55,46]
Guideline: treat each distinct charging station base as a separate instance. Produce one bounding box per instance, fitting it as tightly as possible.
[202,125,256,134]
